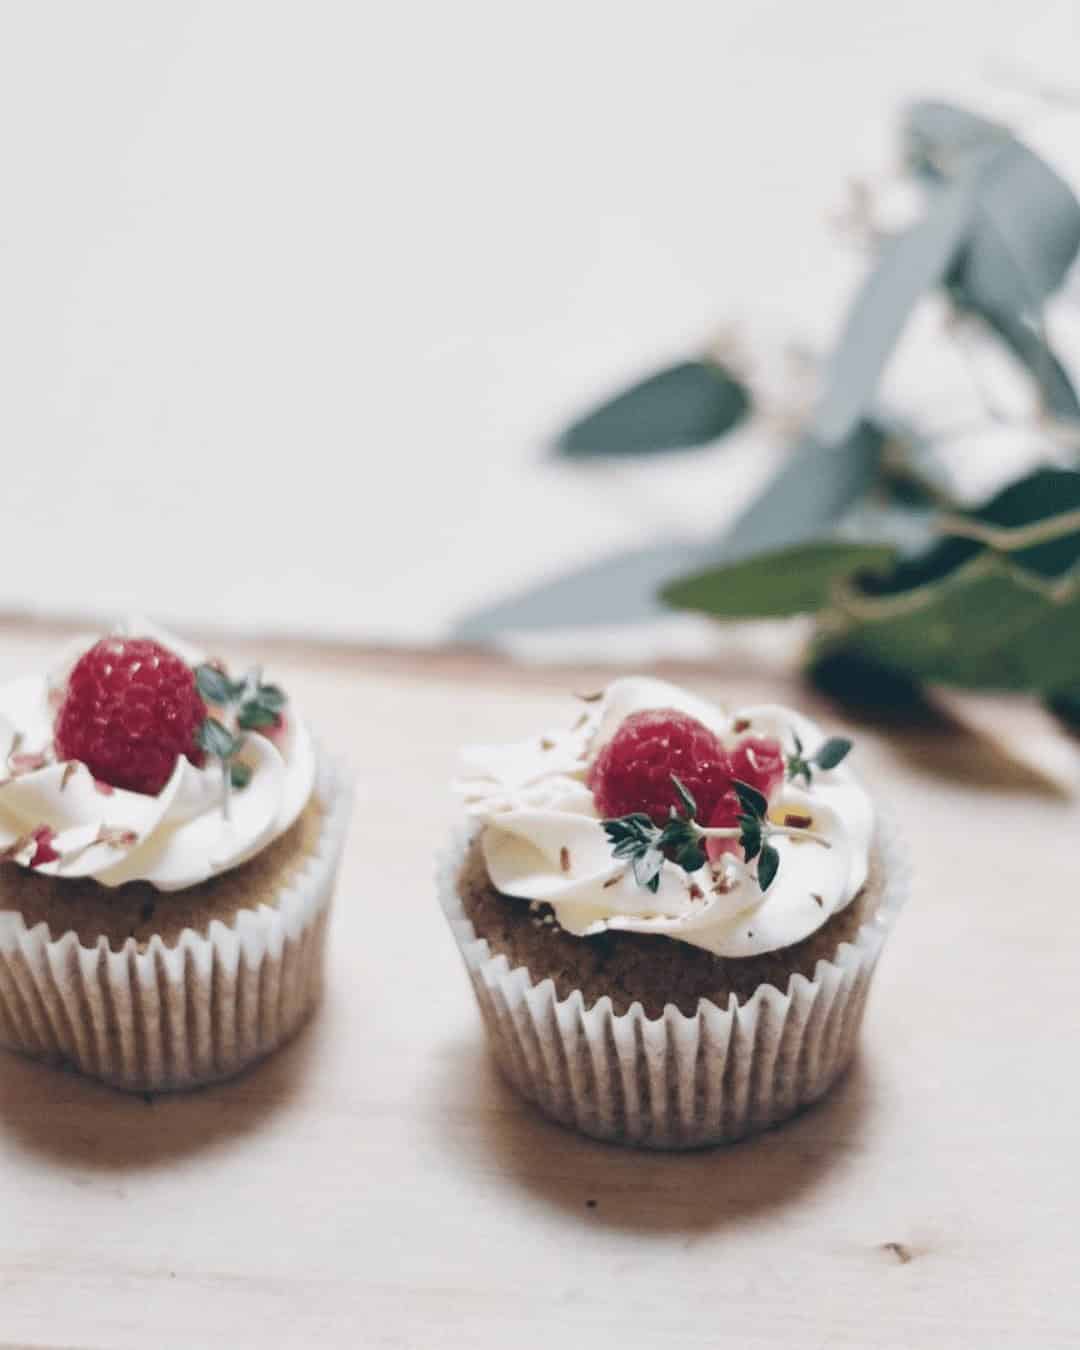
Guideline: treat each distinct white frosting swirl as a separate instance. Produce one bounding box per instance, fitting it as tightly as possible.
[0,619,316,891]
[456,677,874,958]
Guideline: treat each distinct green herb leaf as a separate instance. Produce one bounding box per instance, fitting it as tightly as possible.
[674,841,707,873]
[732,779,768,820]
[757,843,780,892]
[786,750,812,785]
[557,359,750,459]
[230,762,253,790]
[195,665,233,705]
[813,737,853,770]
[237,702,280,730]
[633,847,665,893]
[669,773,697,819]
[739,817,762,862]
[197,718,240,760]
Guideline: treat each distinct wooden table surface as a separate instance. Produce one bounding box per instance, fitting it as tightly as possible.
[1,626,1078,1350]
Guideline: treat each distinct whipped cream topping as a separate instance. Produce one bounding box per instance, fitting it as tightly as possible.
[0,619,316,891]
[456,677,874,958]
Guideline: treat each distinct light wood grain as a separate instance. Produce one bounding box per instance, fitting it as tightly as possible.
[1,628,1078,1350]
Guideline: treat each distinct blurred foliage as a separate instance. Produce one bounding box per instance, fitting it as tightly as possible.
[556,359,750,458]
[456,98,1080,716]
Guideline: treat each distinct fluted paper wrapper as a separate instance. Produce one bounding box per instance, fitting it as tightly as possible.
[0,758,350,1093]
[438,817,907,1148]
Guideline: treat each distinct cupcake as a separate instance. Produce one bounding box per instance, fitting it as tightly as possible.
[440,677,906,1148]
[0,619,350,1092]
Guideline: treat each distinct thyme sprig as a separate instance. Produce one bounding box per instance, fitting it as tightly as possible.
[785,732,852,786]
[195,663,286,813]
[602,773,832,895]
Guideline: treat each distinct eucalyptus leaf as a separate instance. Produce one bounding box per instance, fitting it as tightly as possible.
[952,140,1080,317]
[452,541,688,638]
[456,414,889,640]
[811,178,980,445]
[952,290,1080,422]
[662,538,897,619]
[723,422,891,560]
[556,359,750,459]
[902,100,1008,180]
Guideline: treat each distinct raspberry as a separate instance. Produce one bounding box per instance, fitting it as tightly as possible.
[54,638,206,796]
[588,708,733,825]
[730,735,785,800]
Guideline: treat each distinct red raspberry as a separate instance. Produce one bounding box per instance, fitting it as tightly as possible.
[730,735,785,800]
[588,708,733,825]
[54,638,206,796]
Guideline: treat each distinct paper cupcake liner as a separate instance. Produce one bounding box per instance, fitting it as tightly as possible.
[0,756,351,1093]
[437,814,908,1149]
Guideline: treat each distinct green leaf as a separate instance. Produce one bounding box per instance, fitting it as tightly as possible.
[902,100,1007,180]
[455,420,889,640]
[739,818,762,862]
[195,665,232,705]
[811,178,980,445]
[813,737,853,770]
[717,421,890,562]
[197,718,239,760]
[238,702,280,730]
[669,773,697,819]
[757,843,780,892]
[674,841,707,873]
[230,762,253,790]
[831,472,1080,691]
[953,292,1080,422]
[732,779,767,819]
[453,542,688,638]
[633,847,665,892]
[953,141,1080,317]
[662,539,897,619]
[556,360,750,459]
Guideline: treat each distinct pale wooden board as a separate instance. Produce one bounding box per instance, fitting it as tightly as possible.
[0,627,1078,1350]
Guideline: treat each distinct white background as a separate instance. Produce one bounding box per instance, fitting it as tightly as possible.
[0,1,1076,644]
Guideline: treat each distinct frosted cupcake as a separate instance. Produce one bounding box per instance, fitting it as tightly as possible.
[439,677,905,1148]
[0,619,349,1092]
